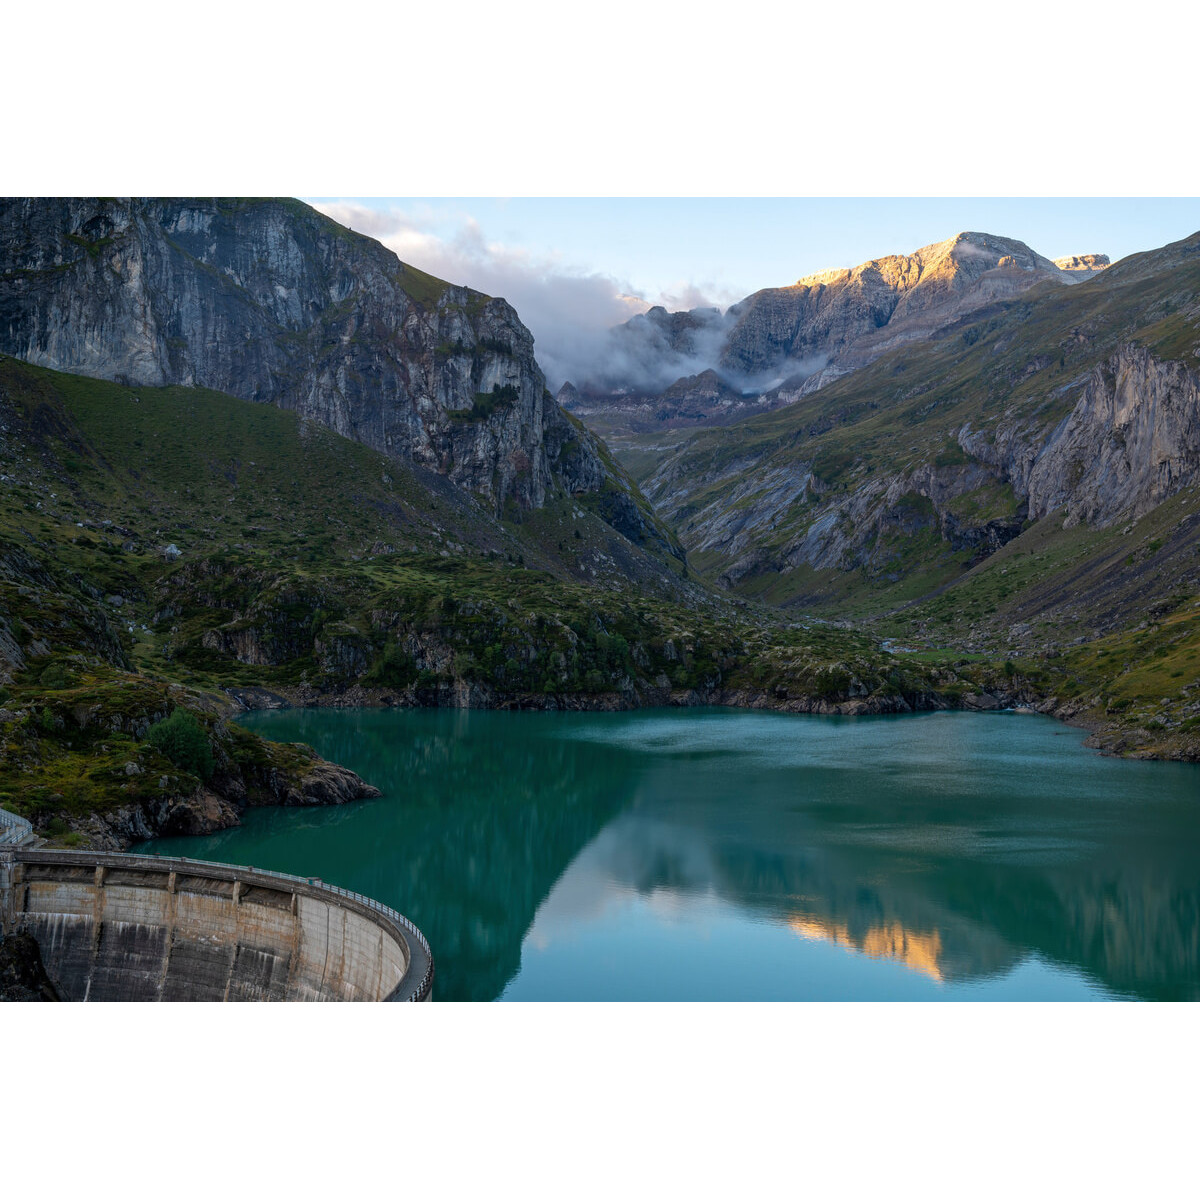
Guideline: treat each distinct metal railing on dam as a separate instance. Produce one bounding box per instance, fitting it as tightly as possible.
[0,807,33,846]
[1,846,434,1002]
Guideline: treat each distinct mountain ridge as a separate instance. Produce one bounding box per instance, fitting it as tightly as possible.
[562,230,1110,436]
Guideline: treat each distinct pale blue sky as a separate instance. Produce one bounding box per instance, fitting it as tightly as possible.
[308,197,1200,302]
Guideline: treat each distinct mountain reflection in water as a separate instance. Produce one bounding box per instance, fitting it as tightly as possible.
[789,918,946,982]
[138,707,1200,1001]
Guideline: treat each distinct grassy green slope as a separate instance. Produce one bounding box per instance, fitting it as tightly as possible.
[867,482,1200,758]
[0,355,692,594]
[0,356,700,695]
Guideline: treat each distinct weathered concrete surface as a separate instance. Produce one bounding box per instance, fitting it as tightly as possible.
[0,850,432,1002]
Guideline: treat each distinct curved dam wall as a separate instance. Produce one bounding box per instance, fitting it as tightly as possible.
[0,849,432,1002]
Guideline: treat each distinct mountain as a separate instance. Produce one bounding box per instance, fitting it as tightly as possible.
[612,229,1200,761]
[563,305,729,397]
[568,232,1106,436]
[722,231,1072,375]
[638,231,1200,627]
[0,197,675,559]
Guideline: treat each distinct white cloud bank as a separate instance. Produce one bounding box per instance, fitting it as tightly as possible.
[312,201,739,392]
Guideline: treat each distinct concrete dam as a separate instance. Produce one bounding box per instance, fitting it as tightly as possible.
[0,847,433,1001]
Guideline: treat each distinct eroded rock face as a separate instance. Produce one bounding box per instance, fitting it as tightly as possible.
[1026,345,1200,526]
[648,337,1200,591]
[721,232,1072,378]
[651,455,1027,588]
[949,343,1200,531]
[0,198,580,513]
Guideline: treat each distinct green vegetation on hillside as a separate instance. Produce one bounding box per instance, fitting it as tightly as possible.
[3,255,1198,849]
[0,357,993,838]
[0,658,322,829]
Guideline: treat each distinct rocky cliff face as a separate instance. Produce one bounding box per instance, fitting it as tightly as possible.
[646,438,1028,589]
[648,342,1200,594]
[968,344,1200,527]
[0,197,629,517]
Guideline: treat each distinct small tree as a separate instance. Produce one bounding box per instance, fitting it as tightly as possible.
[365,641,417,688]
[146,709,214,781]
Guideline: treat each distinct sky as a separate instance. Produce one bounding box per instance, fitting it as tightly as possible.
[307,198,1200,390]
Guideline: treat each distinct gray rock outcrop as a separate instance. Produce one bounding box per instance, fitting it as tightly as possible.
[646,336,1200,592]
[983,343,1200,527]
[1053,253,1110,277]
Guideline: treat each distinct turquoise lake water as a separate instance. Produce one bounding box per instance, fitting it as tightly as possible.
[134,707,1200,1001]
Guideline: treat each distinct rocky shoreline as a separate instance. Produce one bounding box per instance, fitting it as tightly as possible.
[74,757,381,852]
[36,733,381,854]
[226,677,1200,764]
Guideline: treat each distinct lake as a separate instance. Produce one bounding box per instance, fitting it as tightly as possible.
[134,707,1200,1001]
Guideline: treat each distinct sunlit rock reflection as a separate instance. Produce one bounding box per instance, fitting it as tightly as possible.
[789,916,945,982]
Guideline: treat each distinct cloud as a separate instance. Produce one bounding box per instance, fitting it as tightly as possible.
[312,201,757,393]
[657,281,742,313]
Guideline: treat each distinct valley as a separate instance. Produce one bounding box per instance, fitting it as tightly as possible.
[0,198,1198,859]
